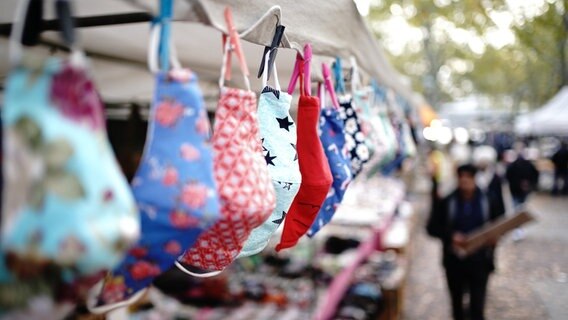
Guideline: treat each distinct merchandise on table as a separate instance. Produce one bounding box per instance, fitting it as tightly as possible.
[0,1,422,317]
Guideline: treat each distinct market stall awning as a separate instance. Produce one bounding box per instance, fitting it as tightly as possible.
[0,0,424,109]
[515,86,568,136]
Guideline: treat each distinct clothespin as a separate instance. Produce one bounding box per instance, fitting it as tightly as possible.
[158,0,173,71]
[55,0,75,48]
[332,57,346,95]
[322,63,340,109]
[371,79,386,103]
[257,24,285,80]
[21,0,43,46]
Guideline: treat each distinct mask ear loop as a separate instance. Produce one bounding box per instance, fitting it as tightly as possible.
[148,23,161,73]
[350,56,361,93]
[219,7,251,92]
[8,0,32,66]
[261,49,281,91]
[174,261,223,278]
[9,0,86,68]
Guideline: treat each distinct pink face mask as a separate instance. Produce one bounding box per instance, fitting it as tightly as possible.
[176,8,276,276]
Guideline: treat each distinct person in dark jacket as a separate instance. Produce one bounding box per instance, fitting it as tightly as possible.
[506,150,539,208]
[551,141,568,195]
[427,164,505,320]
[473,145,506,216]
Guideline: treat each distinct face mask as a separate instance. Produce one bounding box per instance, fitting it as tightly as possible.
[307,64,353,237]
[339,99,370,178]
[1,56,139,297]
[0,2,139,310]
[176,9,275,276]
[276,45,333,252]
[353,87,379,159]
[238,52,301,258]
[363,86,402,177]
[90,16,220,312]
[332,57,370,178]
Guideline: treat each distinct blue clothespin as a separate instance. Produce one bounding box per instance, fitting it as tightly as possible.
[332,57,346,95]
[158,0,173,71]
[371,79,386,103]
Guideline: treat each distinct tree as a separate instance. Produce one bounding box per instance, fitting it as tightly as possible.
[368,0,568,111]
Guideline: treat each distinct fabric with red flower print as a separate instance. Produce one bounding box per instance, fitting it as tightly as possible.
[177,87,276,272]
[95,69,220,307]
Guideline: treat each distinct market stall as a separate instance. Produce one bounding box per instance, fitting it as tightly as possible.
[0,1,423,319]
[515,86,568,136]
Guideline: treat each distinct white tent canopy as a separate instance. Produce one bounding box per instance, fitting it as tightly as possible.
[515,86,568,136]
[0,0,424,110]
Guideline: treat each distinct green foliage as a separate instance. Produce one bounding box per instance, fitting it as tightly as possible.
[368,0,568,111]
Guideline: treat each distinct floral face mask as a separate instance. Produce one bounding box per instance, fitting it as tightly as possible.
[91,69,221,311]
[90,12,220,311]
[1,58,139,304]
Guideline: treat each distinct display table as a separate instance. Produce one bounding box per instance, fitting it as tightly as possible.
[118,177,417,320]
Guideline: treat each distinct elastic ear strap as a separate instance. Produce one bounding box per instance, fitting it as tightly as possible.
[261,49,280,91]
[9,0,34,65]
[224,8,250,78]
[218,39,231,88]
[350,56,361,91]
[322,63,340,109]
[319,82,325,108]
[148,24,161,73]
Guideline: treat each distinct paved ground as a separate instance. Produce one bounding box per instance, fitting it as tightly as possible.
[403,193,568,320]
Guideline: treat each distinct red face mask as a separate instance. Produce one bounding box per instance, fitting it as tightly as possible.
[276,44,333,251]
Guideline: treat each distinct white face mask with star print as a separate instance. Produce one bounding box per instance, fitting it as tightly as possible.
[238,52,302,258]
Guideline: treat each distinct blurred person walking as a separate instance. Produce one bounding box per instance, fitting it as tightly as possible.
[473,145,506,216]
[551,141,568,195]
[427,164,505,320]
[505,145,539,208]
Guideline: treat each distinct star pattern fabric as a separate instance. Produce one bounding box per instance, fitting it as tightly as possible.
[272,211,287,224]
[264,150,277,166]
[290,143,298,161]
[276,116,294,131]
[239,89,301,258]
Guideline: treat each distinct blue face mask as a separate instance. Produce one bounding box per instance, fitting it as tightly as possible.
[239,57,301,257]
[93,69,221,310]
[308,106,353,237]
